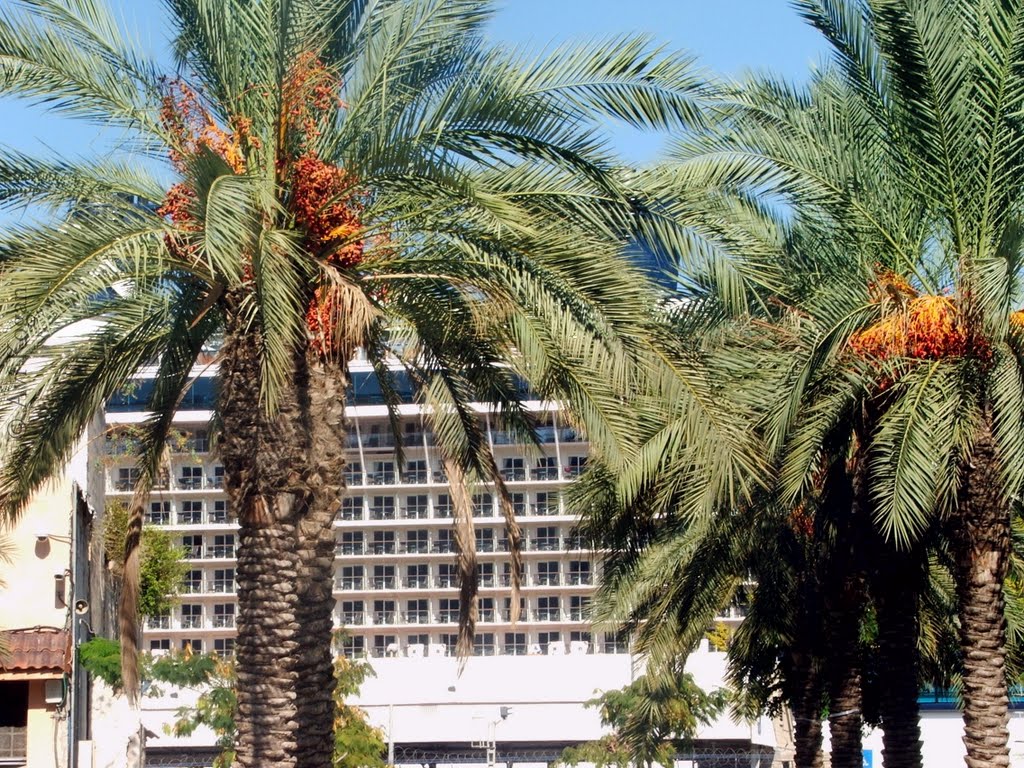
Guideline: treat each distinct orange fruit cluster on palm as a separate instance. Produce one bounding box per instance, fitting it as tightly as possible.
[154,57,366,358]
[848,269,968,361]
[849,294,967,360]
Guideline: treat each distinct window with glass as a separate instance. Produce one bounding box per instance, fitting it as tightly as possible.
[146,500,170,525]
[511,493,526,515]
[406,564,428,588]
[370,495,396,520]
[475,527,495,552]
[438,564,458,588]
[473,632,496,656]
[501,457,526,481]
[179,465,203,489]
[570,595,591,621]
[183,569,202,594]
[501,563,524,587]
[373,635,398,657]
[372,530,396,554]
[406,599,429,624]
[539,631,562,653]
[533,455,558,479]
[339,497,364,521]
[339,531,364,555]
[177,605,200,631]
[534,526,560,551]
[405,530,428,554]
[439,633,458,655]
[339,635,365,659]
[179,500,204,524]
[434,529,455,553]
[213,603,235,628]
[181,535,203,559]
[116,466,141,491]
[209,534,235,558]
[534,492,559,516]
[537,596,560,622]
[373,600,397,625]
[570,631,592,645]
[211,464,225,488]
[372,565,396,589]
[147,610,170,630]
[503,597,526,622]
[339,565,364,590]
[370,460,395,484]
[604,632,629,654]
[404,495,429,519]
[536,561,559,586]
[439,599,460,623]
[477,562,495,587]
[340,600,364,624]
[211,568,235,593]
[566,455,588,477]
[181,639,203,652]
[211,500,231,524]
[478,597,495,622]
[406,633,429,648]
[472,493,493,518]
[404,459,428,483]
[569,560,592,585]
[435,494,453,518]
[343,462,363,485]
[504,632,527,655]
[149,638,170,651]
[214,638,235,657]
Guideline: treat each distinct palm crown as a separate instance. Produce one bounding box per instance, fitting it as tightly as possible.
[0,1,711,765]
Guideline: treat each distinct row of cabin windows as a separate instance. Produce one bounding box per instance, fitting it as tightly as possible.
[117,465,225,491]
[336,559,591,588]
[180,534,236,558]
[338,630,620,658]
[149,603,235,629]
[342,455,585,485]
[338,492,562,520]
[146,499,232,525]
[337,526,573,553]
[338,595,590,624]
[149,637,235,656]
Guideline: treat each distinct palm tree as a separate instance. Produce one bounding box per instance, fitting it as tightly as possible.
[633,2,1024,763]
[0,1,711,765]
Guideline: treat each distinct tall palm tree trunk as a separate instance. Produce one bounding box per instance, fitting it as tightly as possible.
[824,574,864,768]
[823,456,865,768]
[952,420,1011,768]
[872,543,923,768]
[790,653,825,768]
[218,294,347,768]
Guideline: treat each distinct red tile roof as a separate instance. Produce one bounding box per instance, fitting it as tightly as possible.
[1,628,70,674]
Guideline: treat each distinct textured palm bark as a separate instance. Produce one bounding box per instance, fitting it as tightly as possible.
[218,296,347,768]
[953,420,1011,768]
[873,543,923,768]
[823,455,865,768]
[791,656,825,768]
[825,584,864,768]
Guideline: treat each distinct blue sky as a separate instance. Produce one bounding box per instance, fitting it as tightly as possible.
[0,0,825,163]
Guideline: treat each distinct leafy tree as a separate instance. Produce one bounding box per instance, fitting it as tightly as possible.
[104,502,188,618]
[0,1,708,764]
[79,639,386,768]
[558,659,726,768]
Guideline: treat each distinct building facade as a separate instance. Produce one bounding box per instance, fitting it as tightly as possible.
[101,364,645,660]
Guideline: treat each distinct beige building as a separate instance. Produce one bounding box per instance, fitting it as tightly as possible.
[0,466,94,768]
[0,477,77,768]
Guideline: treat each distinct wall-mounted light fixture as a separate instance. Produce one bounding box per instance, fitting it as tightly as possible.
[35,532,72,544]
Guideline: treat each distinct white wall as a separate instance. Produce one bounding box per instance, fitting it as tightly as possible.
[356,649,772,746]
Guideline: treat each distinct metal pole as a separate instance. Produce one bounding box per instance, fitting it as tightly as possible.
[387,703,395,767]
